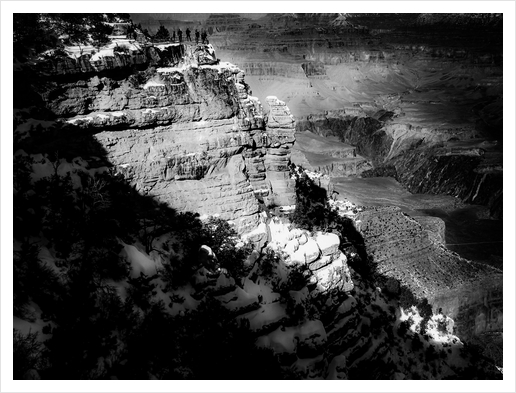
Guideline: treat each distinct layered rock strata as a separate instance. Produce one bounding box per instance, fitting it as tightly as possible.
[21,44,296,233]
[266,218,354,294]
[354,206,499,298]
[207,13,503,218]
[351,205,502,341]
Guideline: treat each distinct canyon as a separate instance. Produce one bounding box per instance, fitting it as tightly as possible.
[12,13,504,380]
[205,11,504,344]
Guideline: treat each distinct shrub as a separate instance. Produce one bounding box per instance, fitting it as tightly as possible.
[257,248,279,279]
[199,217,253,280]
[397,320,410,337]
[290,165,370,275]
[13,329,46,379]
[13,242,61,321]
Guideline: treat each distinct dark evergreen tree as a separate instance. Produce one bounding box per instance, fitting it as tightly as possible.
[154,25,170,41]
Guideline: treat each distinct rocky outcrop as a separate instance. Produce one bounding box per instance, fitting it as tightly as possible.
[20,45,297,233]
[266,218,354,294]
[432,275,503,339]
[291,130,372,177]
[378,144,503,218]
[354,206,500,299]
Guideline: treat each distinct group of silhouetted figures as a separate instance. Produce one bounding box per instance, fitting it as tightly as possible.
[171,28,209,44]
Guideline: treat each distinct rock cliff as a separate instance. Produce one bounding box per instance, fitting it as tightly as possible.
[16,43,296,233]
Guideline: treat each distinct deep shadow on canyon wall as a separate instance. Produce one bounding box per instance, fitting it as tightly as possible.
[14,119,290,379]
[15,120,501,379]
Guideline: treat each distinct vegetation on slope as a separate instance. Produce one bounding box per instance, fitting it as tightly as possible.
[14,13,132,58]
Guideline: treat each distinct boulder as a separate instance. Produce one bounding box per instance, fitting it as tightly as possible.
[308,254,333,271]
[298,233,308,245]
[198,245,218,268]
[290,248,306,265]
[312,253,354,293]
[315,232,340,256]
[284,238,299,255]
[300,238,321,264]
[194,44,218,65]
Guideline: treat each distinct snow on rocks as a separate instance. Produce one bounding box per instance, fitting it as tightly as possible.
[293,355,326,379]
[121,243,158,278]
[289,248,306,266]
[326,355,348,379]
[401,306,458,344]
[192,266,210,287]
[284,238,299,255]
[311,253,354,293]
[328,198,363,219]
[315,232,340,256]
[237,302,287,332]
[242,222,268,250]
[143,80,166,89]
[14,302,55,343]
[155,43,181,51]
[214,287,259,313]
[299,238,321,263]
[256,318,327,361]
[337,296,357,316]
[215,273,235,290]
[243,278,281,304]
[308,254,334,271]
[289,287,309,305]
[256,326,298,354]
[24,151,104,189]
[200,61,239,74]
[259,211,355,294]
[66,116,94,125]
[297,320,327,351]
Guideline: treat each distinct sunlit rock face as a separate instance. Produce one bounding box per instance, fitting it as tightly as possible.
[22,44,296,233]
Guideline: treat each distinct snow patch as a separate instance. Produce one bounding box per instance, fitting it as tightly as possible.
[237,302,287,331]
[143,80,165,89]
[120,243,158,278]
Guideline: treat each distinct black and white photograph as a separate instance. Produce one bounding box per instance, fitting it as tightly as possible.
[2,1,514,391]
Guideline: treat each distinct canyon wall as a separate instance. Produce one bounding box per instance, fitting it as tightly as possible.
[16,44,296,233]
[207,13,503,218]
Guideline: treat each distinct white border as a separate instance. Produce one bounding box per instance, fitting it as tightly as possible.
[1,2,515,392]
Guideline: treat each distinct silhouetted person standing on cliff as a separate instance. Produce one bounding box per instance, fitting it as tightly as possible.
[172,30,176,43]
[201,30,207,44]
[186,28,192,41]
[195,29,200,44]
[178,28,183,43]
